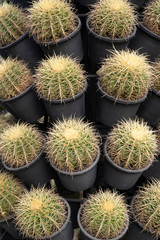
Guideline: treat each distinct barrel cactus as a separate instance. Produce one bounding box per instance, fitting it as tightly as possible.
[97,50,152,100]
[0,2,27,46]
[0,123,43,168]
[15,187,67,239]
[46,117,100,172]
[28,0,76,43]
[35,55,85,102]
[0,58,33,100]
[153,60,160,92]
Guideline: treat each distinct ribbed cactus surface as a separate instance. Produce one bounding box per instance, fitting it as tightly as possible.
[153,61,160,92]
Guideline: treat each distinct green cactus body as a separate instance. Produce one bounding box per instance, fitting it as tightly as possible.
[97,50,152,101]
[46,118,100,172]
[15,188,67,239]
[0,3,27,46]
[0,172,24,220]
[35,55,85,102]
[107,119,158,170]
[81,190,129,239]
[0,123,43,168]
[153,61,160,92]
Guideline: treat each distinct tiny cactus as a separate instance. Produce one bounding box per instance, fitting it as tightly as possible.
[80,189,129,239]
[97,50,152,101]
[46,117,100,172]
[0,112,16,135]
[15,187,67,239]
[28,0,76,43]
[0,58,33,100]
[0,2,27,46]
[35,55,85,102]
[0,171,24,220]
[153,60,160,92]
[0,123,43,168]
[107,119,158,170]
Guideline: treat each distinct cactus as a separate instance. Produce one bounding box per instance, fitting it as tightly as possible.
[133,179,160,237]
[28,0,76,43]
[143,0,160,36]
[153,60,160,92]
[0,112,16,135]
[0,2,27,46]
[97,50,152,101]
[0,58,33,100]
[35,55,85,102]
[81,189,129,239]
[0,171,24,220]
[15,187,67,239]
[0,123,43,168]
[88,0,136,39]
[107,119,158,170]
[46,117,100,172]
[157,123,160,149]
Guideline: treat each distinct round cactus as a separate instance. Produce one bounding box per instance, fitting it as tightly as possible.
[0,2,27,46]
[0,171,24,220]
[133,179,160,237]
[97,50,152,101]
[15,187,67,239]
[28,0,76,43]
[35,55,85,102]
[0,58,33,100]
[107,119,158,170]
[88,0,136,39]
[0,123,43,168]
[80,190,129,239]
[153,61,160,92]
[46,117,100,172]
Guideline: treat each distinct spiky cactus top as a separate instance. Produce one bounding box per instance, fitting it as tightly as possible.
[133,179,160,237]
[80,190,129,239]
[88,0,136,39]
[143,0,160,36]
[153,61,160,92]
[46,118,100,172]
[97,50,152,101]
[0,172,24,220]
[0,3,27,46]
[0,123,43,168]
[28,0,76,43]
[35,56,85,102]
[15,188,67,239]
[107,119,158,170]
[0,58,33,100]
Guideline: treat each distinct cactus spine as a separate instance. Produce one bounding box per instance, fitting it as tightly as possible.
[153,60,160,92]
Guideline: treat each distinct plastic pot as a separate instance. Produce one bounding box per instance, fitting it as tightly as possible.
[75,0,97,7]
[0,32,44,70]
[128,0,145,9]
[8,0,32,8]
[0,84,46,123]
[137,89,160,127]
[143,153,160,180]
[66,198,83,229]
[103,140,153,190]
[97,82,146,127]
[0,216,20,239]
[0,232,15,240]
[49,149,100,192]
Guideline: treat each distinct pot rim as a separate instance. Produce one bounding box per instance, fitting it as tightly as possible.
[137,19,160,41]
[152,88,160,97]
[0,214,15,224]
[0,32,29,49]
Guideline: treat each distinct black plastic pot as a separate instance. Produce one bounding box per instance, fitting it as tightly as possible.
[97,82,146,127]
[2,150,56,188]
[128,0,145,9]
[129,20,160,62]
[8,0,32,8]
[78,13,88,65]
[0,32,44,70]
[75,0,97,7]
[86,19,136,73]
[42,82,87,122]
[137,89,160,127]
[66,198,83,229]
[49,149,100,192]
[0,84,46,123]
[37,17,83,62]
[103,140,153,190]
[0,216,20,239]
[0,232,15,240]
[143,153,160,180]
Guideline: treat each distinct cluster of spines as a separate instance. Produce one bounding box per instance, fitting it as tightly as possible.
[153,60,160,92]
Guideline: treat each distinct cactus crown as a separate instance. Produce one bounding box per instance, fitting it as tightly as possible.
[0,123,43,168]
[88,0,136,39]
[0,171,24,220]
[134,179,160,237]
[81,189,128,239]
[97,50,152,101]
[15,187,67,239]
[107,119,158,170]
[35,55,85,102]
[143,0,160,36]
[0,58,33,100]
[28,0,76,43]
[153,61,160,92]
[0,2,27,46]
[46,117,100,172]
